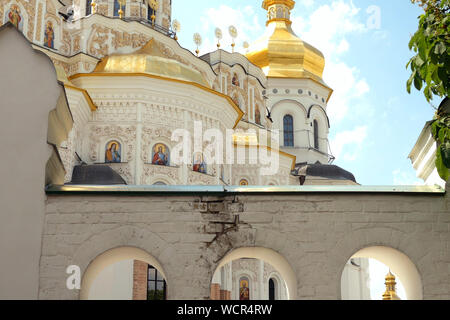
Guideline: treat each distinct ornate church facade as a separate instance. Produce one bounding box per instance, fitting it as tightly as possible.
[0,0,449,301]
[0,0,356,187]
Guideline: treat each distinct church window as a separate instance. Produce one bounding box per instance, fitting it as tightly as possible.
[148,4,156,21]
[86,0,92,15]
[269,278,276,300]
[113,0,123,17]
[239,277,250,300]
[313,120,319,150]
[283,115,294,147]
[105,141,121,163]
[147,265,166,300]
[255,106,261,125]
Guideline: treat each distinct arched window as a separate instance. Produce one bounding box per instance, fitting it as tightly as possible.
[105,140,121,163]
[313,120,319,150]
[147,265,167,300]
[269,278,276,300]
[255,106,261,125]
[148,4,156,21]
[239,179,249,186]
[283,115,294,147]
[152,181,167,185]
[86,0,92,15]
[239,277,250,300]
[113,0,122,17]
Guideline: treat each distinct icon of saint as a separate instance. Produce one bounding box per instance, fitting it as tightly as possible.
[152,145,168,166]
[106,142,121,163]
[8,5,22,29]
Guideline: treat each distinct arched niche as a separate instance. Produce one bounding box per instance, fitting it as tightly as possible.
[80,246,168,300]
[212,247,297,300]
[341,246,423,300]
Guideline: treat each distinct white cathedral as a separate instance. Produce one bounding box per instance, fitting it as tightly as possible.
[0,0,397,300]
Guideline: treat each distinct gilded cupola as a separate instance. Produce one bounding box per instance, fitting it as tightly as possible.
[93,39,210,88]
[246,0,327,85]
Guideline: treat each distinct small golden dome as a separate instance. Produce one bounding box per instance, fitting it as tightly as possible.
[94,39,210,88]
[246,0,327,85]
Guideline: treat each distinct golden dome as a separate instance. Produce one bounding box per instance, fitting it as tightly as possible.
[246,0,326,85]
[94,39,210,88]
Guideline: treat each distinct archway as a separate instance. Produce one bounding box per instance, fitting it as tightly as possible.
[340,246,422,300]
[211,247,296,300]
[80,246,168,300]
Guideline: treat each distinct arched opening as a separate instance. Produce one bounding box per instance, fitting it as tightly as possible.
[268,278,275,300]
[340,246,422,300]
[210,247,296,300]
[80,247,168,300]
[283,115,294,147]
[113,0,123,17]
[86,0,92,15]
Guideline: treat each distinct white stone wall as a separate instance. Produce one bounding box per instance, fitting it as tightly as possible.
[39,184,450,300]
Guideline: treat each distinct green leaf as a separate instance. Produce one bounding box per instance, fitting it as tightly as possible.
[415,55,425,67]
[436,147,450,181]
[414,73,423,91]
[442,144,450,168]
[435,42,446,55]
[431,120,439,139]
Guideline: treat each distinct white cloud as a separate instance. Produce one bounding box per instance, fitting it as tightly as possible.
[330,126,368,160]
[392,169,423,185]
[299,0,315,7]
[291,0,371,124]
[197,5,262,55]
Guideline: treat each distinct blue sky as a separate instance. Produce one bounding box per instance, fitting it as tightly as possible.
[173,0,436,185]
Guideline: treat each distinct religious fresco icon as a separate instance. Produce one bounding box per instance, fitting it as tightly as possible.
[239,179,249,186]
[7,5,23,31]
[193,152,207,174]
[239,278,250,300]
[44,21,55,49]
[105,141,121,163]
[232,73,240,87]
[152,143,170,166]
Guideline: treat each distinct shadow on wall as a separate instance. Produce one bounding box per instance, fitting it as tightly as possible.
[0,23,71,299]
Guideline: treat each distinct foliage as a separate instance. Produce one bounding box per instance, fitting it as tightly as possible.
[407,0,449,101]
[408,0,450,181]
[431,100,450,181]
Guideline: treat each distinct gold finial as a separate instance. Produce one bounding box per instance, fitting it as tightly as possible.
[243,41,249,53]
[215,28,223,48]
[193,33,202,57]
[118,0,126,19]
[228,25,237,53]
[262,0,295,25]
[172,19,180,41]
[150,0,159,26]
[91,0,97,14]
[382,270,401,300]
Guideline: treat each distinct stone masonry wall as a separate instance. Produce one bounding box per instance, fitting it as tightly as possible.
[39,185,450,300]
